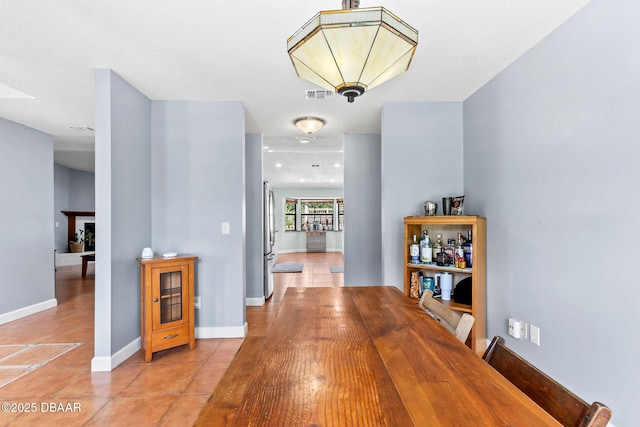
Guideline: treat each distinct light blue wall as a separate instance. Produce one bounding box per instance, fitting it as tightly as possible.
[151,101,246,330]
[272,187,344,254]
[344,133,382,286]
[53,163,95,252]
[464,0,638,424]
[94,69,152,361]
[0,118,54,315]
[54,163,71,252]
[245,133,263,300]
[381,103,463,289]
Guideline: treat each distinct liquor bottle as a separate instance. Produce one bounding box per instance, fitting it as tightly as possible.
[410,234,420,264]
[420,230,432,264]
[455,233,466,268]
[444,239,455,265]
[464,229,473,268]
[432,233,443,260]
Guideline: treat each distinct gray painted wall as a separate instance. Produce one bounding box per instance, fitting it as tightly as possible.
[53,163,95,252]
[54,163,71,252]
[464,0,638,424]
[381,103,463,289]
[0,118,54,314]
[245,133,264,300]
[151,101,246,330]
[94,69,152,358]
[344,133,382,286]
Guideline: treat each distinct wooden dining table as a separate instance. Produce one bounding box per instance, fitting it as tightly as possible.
[196,286,560,426]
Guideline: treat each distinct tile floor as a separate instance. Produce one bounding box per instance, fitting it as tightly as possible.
[0,252,343,426]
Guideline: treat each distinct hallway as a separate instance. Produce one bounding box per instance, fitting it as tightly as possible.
[0,252,343,426]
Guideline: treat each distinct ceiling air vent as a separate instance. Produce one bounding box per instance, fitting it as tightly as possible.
[311,164,321,168]
[305,89,334,100]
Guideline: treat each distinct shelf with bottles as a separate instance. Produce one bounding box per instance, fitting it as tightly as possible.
[407,262,472,274]
[404,215,486,354]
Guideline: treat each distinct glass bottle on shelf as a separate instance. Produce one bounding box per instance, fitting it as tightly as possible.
[410,234,420,264]
[444,239,455,265]
[432,233,443,260]
[420,230,432,264]
[464,229,473,268]
[455,233,466,268]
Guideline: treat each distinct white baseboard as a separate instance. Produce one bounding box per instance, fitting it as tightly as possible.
[0,298,57,326]
[246,297,265,306]
[195,323,248,339]
[91,337,141,372]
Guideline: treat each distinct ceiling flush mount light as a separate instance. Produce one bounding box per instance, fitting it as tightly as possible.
[295,116,325,134]
[287,0,418,103]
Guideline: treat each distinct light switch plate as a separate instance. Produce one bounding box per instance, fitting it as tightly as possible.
[221,222,230,235]
[530,325,540,346]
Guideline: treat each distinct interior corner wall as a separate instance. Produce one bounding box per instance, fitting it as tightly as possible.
[381,102,463,290]
[0,118,54,316]
[151,101,246,333]
[54,163,71,252]
[463,1,638,424]
[94,69,152,365]
[245,133,264,300]
[343,133,382,286]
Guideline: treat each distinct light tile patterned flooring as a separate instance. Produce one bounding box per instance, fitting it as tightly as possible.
[0,252,342,426]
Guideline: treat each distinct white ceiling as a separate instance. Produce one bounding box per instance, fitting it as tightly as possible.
[0,0,589,184]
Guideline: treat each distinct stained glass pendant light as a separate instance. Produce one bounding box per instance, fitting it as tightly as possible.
[287,0,418,103]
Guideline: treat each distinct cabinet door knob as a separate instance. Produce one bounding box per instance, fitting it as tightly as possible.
[153,298,158,302]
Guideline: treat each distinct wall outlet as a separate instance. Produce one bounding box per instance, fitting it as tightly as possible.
[530,324,540,346]
[508,318,521,339]
[194,296,201,310]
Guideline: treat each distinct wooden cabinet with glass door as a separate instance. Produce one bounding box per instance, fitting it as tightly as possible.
[137,254,197,362]
[404,216,486,354]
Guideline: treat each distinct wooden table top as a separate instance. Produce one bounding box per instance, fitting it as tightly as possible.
[197,286,560,426]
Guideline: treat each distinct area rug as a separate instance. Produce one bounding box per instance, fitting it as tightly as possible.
[330,266,344,273]
[273,263,304,273]
[0,343,82,388]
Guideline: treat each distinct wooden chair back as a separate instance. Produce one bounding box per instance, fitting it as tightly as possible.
[482,336,612,427]
[419,290,475,343]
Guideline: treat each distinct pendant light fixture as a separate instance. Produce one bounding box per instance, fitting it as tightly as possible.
[287,0,418,103]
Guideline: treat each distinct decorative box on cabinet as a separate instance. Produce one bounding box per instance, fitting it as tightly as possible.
[137,254,198,362]
[404,216,486,354]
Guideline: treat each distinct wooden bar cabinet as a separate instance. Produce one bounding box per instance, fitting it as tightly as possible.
[137,254,198,362]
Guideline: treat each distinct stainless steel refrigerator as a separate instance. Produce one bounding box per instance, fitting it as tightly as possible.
[263,181,276,299]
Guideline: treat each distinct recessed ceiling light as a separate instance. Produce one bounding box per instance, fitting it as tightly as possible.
[263,146,269,150]
[295,136,315,143]
[299,179,305,182]
[334,163,341,168]
[268,149,274,153]
[330,179,335,182]
[276,163,282,168]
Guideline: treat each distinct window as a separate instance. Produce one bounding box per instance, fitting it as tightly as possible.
[285,198,297,231]
[300,199,334,231]
[337,199,344,231]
